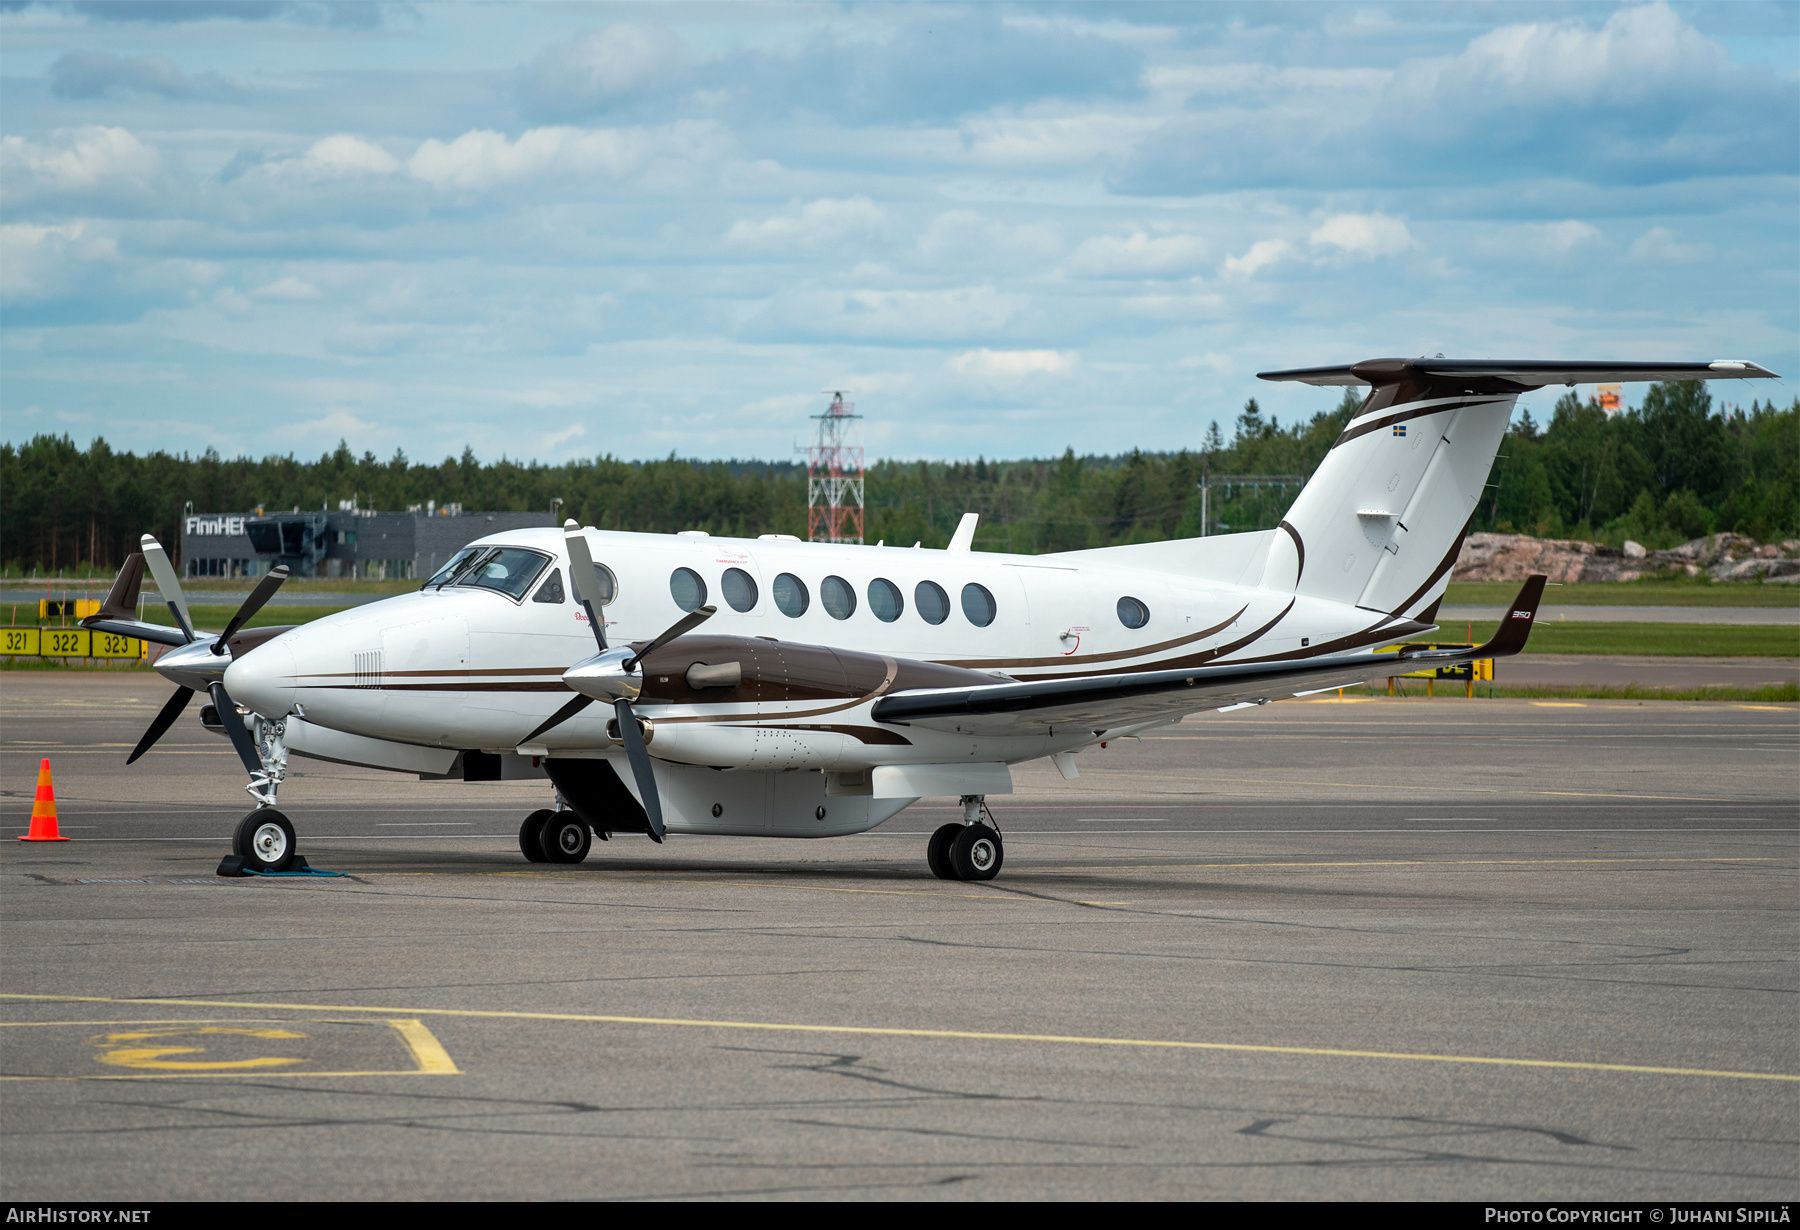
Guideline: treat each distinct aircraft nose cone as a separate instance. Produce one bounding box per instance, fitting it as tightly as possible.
[223,636,297,717]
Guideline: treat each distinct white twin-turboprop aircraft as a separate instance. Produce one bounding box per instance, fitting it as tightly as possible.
[85,357,1777,879]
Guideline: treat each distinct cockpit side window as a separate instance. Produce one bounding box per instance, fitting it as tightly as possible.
[423,547,483,590]
[531,567,566,604]
[451,547,551,602]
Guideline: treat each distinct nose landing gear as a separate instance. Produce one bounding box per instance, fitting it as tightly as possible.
[927,795,1004,881]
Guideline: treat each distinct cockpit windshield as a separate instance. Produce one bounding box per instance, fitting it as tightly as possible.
[423,547,482,590]
[450,547,551,601]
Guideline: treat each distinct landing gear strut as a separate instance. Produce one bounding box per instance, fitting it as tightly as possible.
[927,795,1003,881]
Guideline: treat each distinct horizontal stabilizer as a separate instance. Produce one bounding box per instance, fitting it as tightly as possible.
[1258,358,1779,389]
[82,617,187,647]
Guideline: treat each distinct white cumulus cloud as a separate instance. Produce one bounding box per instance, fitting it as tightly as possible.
[1069,231,1207,278]
[1308,213,1412,258]
[727,197,886,249]
[950,348,1077,378]
[301,134,399,177]
[1223,239,1292,278]
[0,126,165,206]
[407,124,717,191]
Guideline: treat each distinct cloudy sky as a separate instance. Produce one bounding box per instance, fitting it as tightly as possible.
[2,1,1794,466]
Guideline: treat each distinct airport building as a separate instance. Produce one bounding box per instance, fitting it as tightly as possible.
[180,505,557,580]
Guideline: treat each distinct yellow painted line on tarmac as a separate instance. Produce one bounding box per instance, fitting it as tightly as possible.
[1530,701,1588,707]
[3,994,1791,1084]
[387,1018,461,1074]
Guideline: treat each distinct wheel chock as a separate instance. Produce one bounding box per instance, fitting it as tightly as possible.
[216,854,250,877]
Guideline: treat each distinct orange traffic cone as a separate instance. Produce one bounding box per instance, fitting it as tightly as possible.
[20,759,68,842]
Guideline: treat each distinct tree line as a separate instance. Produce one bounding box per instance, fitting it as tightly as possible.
[2,383,1793,576]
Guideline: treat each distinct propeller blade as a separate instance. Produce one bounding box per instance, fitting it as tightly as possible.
[523,694,594,743]
[625,605,717,673]
[139,534,194,644]
[126,686,194,764]
[207,681,264,777]
[614,698,664,842]
[562,520,608,652]
[212,565,290,655]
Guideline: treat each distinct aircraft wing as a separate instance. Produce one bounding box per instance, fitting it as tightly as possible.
[872,577,1545,735]
[1256,359,1780,389]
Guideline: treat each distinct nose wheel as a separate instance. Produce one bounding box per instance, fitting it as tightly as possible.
[232,809,296,873]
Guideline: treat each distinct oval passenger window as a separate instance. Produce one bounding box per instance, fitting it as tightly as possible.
[868,578,903,623]
[914,581,950,625]
[1117,596,1150,629]
[590,562,618,604]
[773,572,809,617]
[722,567,758,613]
[821,575,856,620]
[669,567,707,613]
[961,582,996,628]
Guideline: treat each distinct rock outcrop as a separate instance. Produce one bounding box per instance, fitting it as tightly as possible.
[1452,532,1800,584]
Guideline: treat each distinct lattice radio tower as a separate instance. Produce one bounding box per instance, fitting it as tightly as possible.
[807,390,864,544]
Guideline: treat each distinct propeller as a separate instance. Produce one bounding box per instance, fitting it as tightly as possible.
[614,696,663,841]
[562,520,608,653]
[208,681,265,777]
[123,540,290,763]
[211,564,290,654]
[521,522,717,841]
[138,533,194,643]
[127,686,195,765]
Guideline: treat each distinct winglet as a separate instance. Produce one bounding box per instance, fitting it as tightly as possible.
[1473,574,1547,659]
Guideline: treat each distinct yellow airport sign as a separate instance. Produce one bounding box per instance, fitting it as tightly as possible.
[2,627,41,656]
[41,628,91,657]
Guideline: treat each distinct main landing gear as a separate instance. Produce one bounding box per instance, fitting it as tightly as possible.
[927,794,1004,882]
[519,808,593,864]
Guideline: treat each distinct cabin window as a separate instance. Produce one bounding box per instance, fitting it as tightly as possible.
[586,561,618,604]
[915,580,950,625]
[454,548,550,601]
[1117,596,1150,629]
[821,575,856,620]
[961,582,996,627]
[868,578,903,622]
[531,568,565,604]
[773,572,809,617]
[722,567,759,613]
[670,567,707,613]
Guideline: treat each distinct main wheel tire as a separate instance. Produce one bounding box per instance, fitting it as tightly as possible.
[927,823,962,880]
[539,811,591,864]
[233,809,296,873]
[950,823,1002,881]
[519,809,554,863]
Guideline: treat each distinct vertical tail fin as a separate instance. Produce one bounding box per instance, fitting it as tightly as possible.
[1255,362,1516,620]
